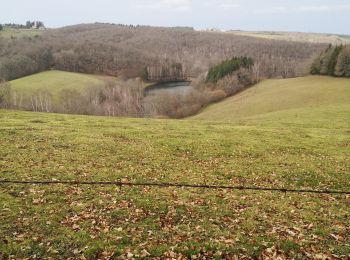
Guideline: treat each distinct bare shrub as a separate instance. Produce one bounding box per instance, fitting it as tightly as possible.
[58,88,87,114]
[207,90,227,103]
[144,88,208,118]
[0,81,11,108]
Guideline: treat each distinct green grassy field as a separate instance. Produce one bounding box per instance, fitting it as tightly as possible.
[194,76,350,124]
[0,76,349,258]
[10,70,114,108]
[0,27,44,38]
[10,70,111,96]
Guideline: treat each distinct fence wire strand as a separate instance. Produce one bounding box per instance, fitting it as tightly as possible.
[0,179,349,195]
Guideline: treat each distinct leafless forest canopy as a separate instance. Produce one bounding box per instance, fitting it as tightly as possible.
[0,23,327,81]
[0,23,329,118]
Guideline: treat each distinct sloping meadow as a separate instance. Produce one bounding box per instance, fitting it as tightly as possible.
[0,109,349,258]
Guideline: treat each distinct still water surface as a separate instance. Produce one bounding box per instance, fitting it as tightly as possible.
[145,81,193,95]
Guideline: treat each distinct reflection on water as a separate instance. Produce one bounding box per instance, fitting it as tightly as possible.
[145,81,193,95]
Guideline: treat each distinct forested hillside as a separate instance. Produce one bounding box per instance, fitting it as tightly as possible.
[311,44,350,77]
[0,23,326,82]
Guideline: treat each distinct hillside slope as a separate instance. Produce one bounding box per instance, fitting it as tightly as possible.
[0,27,43,39]
[229,31,350,44]
[0,107,349,257]
[194,76,350,125]
[1,76,349,257]
[6,70,115,113]
[10,70,111,96]
[0,23,325,81]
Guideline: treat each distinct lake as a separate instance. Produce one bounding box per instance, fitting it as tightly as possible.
[144,81,193,95]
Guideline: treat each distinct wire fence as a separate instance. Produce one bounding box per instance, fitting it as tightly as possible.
[0,179,349,195]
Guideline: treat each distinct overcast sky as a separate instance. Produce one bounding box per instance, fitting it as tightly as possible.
[1,0,349,34]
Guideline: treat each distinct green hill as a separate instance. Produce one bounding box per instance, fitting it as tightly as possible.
[10,70,111,96]
[7,70,115,113]
[194,76,350,126]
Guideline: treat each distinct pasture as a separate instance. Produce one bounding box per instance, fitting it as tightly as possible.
[10,70,112,96]
[194,76,350,126]
[0,27,43,38]
[0,91,349,258]
[228,31,350,44]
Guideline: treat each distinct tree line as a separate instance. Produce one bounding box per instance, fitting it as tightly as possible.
[206,57,253,83]
[25,21,45,29]
[311,44,350,77]
[0,21,45,30]
[0,23,326,82]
